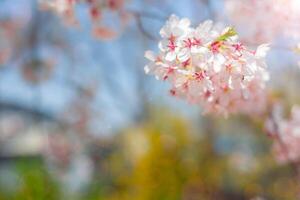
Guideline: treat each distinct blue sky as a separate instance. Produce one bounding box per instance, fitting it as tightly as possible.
[1,0,299,136]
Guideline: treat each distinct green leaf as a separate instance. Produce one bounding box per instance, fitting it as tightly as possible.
[216,27,237,42]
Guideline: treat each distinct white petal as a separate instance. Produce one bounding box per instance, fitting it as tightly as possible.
[144,63,156,74]
[177,48,190,62]
[159,27,170,38]
[213,55,225,72]
[168,14,179,23]
[172,27,184,37]
[256,44,270,58]
[158,40,169,51]
[228,76,234,89]
[144,51,156,61]
[144,65,151,74]
[165,51,176,61]
[175,75,188,87]
[199,20,213,33]
[179,18,191,28]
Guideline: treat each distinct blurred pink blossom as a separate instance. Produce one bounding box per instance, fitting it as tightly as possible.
[39,0,129,40]
[92,26,117,40]
[225,0,300,43]
[0,20,20,65]
[266,105,300,164]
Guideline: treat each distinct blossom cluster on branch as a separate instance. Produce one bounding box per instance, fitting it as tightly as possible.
[144,15,270,116]
[39,0,130,40]
[225,0,300,43]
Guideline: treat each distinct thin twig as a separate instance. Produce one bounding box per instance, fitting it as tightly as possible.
[131,11,160,41]
[129,10,167,22]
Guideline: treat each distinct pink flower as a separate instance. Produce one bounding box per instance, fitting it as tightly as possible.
[145,15,270,116]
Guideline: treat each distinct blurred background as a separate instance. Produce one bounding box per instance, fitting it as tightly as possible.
[1,0,300,199]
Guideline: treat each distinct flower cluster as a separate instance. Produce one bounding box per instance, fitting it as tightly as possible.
[144,15,270,116]
[39,0,130,40]
[266,105,300,164]
[225,0,300,43]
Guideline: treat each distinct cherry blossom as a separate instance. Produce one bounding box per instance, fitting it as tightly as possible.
[266,105,300,164]
[39,0,130,40]
[145,15,270,116]
[225,0,300,43]
[0,20,19,65]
